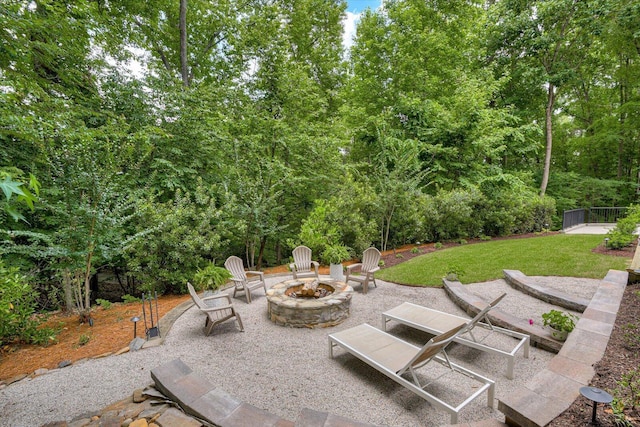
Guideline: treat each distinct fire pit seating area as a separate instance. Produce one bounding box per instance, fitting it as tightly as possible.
[266,278,353,328]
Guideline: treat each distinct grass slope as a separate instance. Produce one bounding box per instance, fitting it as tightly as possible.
[376,234,629,287]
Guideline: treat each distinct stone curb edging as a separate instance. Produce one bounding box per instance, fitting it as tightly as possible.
[503,269,589,312]
[497,269,627,427]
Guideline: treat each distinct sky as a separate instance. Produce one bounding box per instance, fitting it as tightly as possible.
[346,0,381,14]
[343,0,382,50]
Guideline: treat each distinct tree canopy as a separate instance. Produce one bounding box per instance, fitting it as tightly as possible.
[1,0,638,306]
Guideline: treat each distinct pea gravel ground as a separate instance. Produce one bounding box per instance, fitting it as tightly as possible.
[0,274,601,427]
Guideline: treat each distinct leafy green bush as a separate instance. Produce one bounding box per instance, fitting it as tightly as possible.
[606,205,640,250]
[124,185,229,294]
[0,261,57,346]
[96,299,112,309]
[122,294,141,304]
[193,264,231,291]
[322,244,351,265]
[431,188,484,241]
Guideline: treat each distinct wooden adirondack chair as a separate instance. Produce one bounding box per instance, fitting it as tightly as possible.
[187,282,244,334]
[289,245,320,280]
[224,256,267,304]
[345,247,381,294]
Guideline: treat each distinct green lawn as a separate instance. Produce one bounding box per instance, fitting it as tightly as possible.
[376,234,630,287]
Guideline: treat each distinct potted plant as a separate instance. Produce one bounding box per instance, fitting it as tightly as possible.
[541,309,577,341]
[322,244,351,280]
[193,263,232,294]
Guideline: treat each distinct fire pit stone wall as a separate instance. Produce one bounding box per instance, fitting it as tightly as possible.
[266,278,353,328]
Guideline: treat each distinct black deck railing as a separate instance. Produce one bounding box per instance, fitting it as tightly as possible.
[562,207,628,230]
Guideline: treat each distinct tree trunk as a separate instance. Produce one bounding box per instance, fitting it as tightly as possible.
[62,269,75,312]
[179,0,189,87]
[540,83,555,197]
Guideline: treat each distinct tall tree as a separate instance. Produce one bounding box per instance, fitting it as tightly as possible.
[486,0,595,196]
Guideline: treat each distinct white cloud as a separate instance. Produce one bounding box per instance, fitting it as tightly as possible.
[342,11,360,51]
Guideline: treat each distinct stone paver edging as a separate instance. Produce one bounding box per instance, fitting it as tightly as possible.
[503,269,589,312]
[497,269,627,427]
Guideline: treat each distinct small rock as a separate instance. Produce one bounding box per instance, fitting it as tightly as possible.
[132,389,146,403]
[129,419,148,427]
[6,374,27,385]
[129,337,145,352]
[121,418,133,427]
[155,408,203,427]
[138,404,167,419]
[58,360,72,368]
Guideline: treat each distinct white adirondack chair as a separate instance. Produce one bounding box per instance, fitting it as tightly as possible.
[345,247,381,294]
[224,256,267,304]
[289,245,320,280]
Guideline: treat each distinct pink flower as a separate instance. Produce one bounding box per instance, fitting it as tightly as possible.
[529,319,534,325]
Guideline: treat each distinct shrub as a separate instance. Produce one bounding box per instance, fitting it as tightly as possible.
[0,261,57,346]
[96,299,112,310]
[606,205,640,250]
[322,244,351,265]
[122,294,140,304]
[193,264,231,291]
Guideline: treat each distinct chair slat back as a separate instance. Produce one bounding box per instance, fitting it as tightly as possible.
[361,247,381,272]
[292,246,313,271]
[224,256,247,280]
[408,323,466,369]
[187,282,206,310]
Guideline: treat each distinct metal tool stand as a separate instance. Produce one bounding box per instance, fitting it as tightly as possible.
[142,291,161,340]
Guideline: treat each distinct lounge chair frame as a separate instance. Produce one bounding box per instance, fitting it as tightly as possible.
[382,294,529,379]
[328,323,495,424]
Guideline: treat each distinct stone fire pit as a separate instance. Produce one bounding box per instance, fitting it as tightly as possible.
[266,278,353,328]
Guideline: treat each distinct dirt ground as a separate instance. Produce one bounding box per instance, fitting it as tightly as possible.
[1,236,638,425]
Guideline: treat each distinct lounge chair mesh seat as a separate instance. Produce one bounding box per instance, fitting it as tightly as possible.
[329,322,495,424]
[382,293,530,379]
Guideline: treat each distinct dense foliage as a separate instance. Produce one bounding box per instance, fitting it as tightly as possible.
[1,0,638,307]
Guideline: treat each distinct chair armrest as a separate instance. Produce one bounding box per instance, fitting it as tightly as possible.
[289,262,296,272]
[202,293,232,304]
[247,270,264,280]
[201,304,234,312]
[367,266,380,274]
[310,261,319,270]
[346,263,362,273]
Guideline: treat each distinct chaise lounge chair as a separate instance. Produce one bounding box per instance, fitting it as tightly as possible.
[382,293,529,379]
[328,322,495,424]
[187,282,244,334]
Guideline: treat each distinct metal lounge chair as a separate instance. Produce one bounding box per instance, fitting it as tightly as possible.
[345,247,381,294]
[289,245,320,280]
[382,293,530,379]
[224,255,267,304]
[187,282,244,334]
[328,322,495,424]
